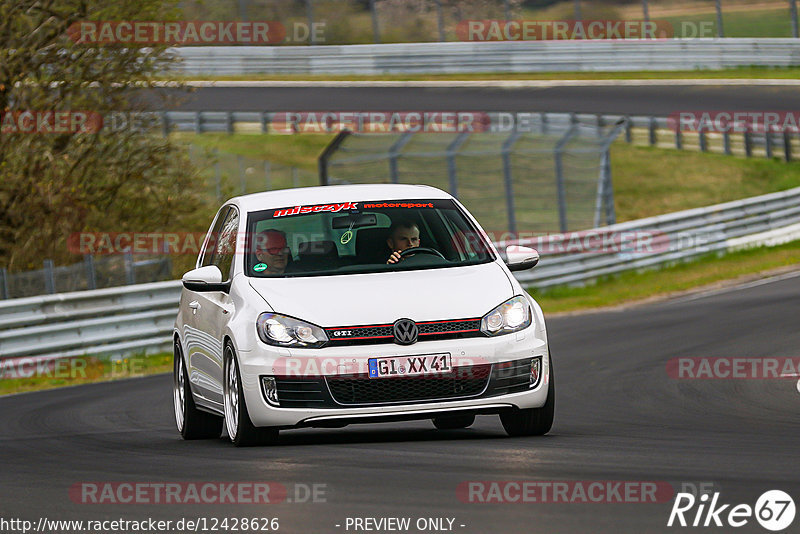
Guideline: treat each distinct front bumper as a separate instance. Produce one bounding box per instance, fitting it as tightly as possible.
[238,330,549,428]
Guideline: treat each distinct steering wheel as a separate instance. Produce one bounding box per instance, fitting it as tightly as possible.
[399,246,446,260]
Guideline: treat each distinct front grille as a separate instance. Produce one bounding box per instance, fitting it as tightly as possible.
[326,364,491,405]
[267,357,535,409]
[325,318,482,346]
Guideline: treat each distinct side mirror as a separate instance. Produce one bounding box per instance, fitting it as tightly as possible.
[182,265,229,292]
[504,245,539,272]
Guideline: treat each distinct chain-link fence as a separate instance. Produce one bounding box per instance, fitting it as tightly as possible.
[321,113,625,236]
[187,146,317,202]
[179,0,800,43]
[0,255,172,300]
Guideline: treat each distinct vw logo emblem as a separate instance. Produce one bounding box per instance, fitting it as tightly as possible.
[393,318,418,345]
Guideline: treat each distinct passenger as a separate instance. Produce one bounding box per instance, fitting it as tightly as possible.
[253,230,290,274]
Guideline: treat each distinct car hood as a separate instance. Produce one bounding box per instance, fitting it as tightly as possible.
[248,262,513,326]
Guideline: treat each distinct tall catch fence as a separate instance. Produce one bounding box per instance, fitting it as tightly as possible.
[322,113,625,237]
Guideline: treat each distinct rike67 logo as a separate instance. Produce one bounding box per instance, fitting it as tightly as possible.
[668,490,795,531]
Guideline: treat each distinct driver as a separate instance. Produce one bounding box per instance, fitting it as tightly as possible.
[386,219,421,264]
[254,229,290,274]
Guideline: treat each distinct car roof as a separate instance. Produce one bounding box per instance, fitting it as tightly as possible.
[227,184,453,213]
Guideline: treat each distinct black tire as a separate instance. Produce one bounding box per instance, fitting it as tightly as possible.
[432,414,475,430]
[173,340,223,440]
[223,344,279,447]
[500,355,555,437]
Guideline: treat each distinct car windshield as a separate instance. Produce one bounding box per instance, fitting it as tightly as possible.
[245,198,495,278]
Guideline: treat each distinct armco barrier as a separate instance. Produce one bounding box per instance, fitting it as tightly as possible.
[2,186,800,361]
[0,280,181,363]
[171,39,800,75]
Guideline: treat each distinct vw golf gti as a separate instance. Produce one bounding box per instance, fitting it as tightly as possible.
[173,184,554,446]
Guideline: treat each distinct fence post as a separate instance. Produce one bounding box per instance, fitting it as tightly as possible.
[0,267,8,299]
[446,132,470,198]
[675,126,682,149]
[792,0,799,38]
[540,112,549,135]
[124,252,135,285]
[306,0,316,45]
[765,129,774,159]
[260,112,270,133]
[369,0,381,43]
[602,149,616,226]
[699,126,708,152]
[226,112,234,134]
[318,130,352,185]
[84,255,97,290]
[597,119,625,226]
[44,259,55,294]
[194,111,202,134]
[744,129,753,157]
[554,125,578,233]
[161,111,169,137]
[503,0,511,20]
[434,0,445,42]
[715,0,724,37]
[642,0,650,22]
[723,131,731,155]
[649,116,657,146]
[784,130,792,162]
[502,131,523,236]
[573,0,582,20]
[625,115,632,143]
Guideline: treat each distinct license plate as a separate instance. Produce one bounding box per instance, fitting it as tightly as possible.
[368,353,452,379]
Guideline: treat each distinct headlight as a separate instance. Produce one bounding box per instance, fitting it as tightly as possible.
[256,312,329,348]
[480,296,532,336]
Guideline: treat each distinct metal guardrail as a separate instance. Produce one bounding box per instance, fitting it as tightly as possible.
[164,111,795,162]
[171,39,800,75]
[509,186,800,287]
[0,281,181,363]
[2,186,800,361]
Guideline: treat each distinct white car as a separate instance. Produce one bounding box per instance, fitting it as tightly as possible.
[173,184,554,446]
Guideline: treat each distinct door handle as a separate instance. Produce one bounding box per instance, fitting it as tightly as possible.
[189,301,201,314]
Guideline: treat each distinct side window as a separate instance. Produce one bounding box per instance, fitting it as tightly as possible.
[211,208,239,281]
[199,207,230,268]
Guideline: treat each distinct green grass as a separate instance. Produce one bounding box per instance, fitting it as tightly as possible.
[532,238,800,313]
[665,8,795,38]
[0,352,172,396]
[179,132,331,171]
[166,66,800,82]
[610,143,800,221]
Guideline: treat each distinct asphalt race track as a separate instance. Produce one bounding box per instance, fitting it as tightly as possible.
[161,84,800,115]
[2,272,799,534]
